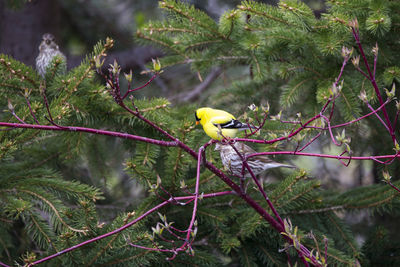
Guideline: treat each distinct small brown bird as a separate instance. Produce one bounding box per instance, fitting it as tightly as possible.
[215,142,295,178]
[35,33,66,77]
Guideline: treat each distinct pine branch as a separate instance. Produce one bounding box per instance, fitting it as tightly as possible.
[27,191,233,266]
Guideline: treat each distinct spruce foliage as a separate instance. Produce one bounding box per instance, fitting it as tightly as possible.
[1,0,400,266]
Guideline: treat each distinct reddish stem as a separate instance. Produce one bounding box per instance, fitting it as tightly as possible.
[182,147,203,248]
[354,66,369,79]
[297,132,322,152]
[202,159,321,266]
[373,43,378,78]
[236,113,321,145]
[10,110,25,124]
[320,114,341,146]
[248,150,400,163]
[235,53,348,147]
[332,99,390,128]
[229,142,284,226]
[387,181,400,194]
[365,101,390,132]
[121,74,158,100]
[0,122,178,147]
[24,95,40,124]
[351,28,395,142]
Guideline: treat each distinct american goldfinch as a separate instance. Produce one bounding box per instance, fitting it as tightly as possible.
[215,142,295,178]
[36,33,66,77]
[195,107,252,140]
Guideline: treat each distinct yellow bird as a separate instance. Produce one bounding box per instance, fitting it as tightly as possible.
[195,107,252,140]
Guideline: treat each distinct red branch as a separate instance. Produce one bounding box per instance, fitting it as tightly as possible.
[387,181,400,194]
[121,74,158,100]
[247,151,400,163]
[0,122,178,147]
[351,27,395,142]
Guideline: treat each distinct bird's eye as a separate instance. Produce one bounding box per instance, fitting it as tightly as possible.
[194,112,200,121]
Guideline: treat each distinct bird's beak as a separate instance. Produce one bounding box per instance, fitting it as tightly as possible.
[196,121,199,125]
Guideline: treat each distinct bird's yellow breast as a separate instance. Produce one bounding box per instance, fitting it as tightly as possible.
[195,107,238,140]
[203,122,238,140]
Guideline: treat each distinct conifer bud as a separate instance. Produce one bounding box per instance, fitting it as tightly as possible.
[124,69,133,83]
[227,10,238,19]
[372,43,379,56]
[109,60,121,76]
[330,83,339,97]
[336,129,346,143]
[24,88,30,98]
[104,37,114,50]
[358,90,367,103]
[283,218,293,233]
[270,110,282,121]
[152,58,161,72]
[341,46,353,58]
[180,180,186,189]
[192,226,198,238]
[152,223,162,235]
[97,222,105,228]
[394,140,400,153]
[23,252,37,264]
[7,99,14,112]
[94,55,104,69]
[382,170,391,182]
[351,56,360,68]
[262,102,270,113]
[384,84,395,99]
[349,18,359,29]
[158,212,167,223]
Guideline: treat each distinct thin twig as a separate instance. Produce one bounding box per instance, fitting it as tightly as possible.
[24,95,40,124]
[386,181,400,194]
[121,74,158,100]
[352,27,395,142]
[247,150,400,163]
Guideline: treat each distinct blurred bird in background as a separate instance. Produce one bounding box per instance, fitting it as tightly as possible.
[36,33,66,77]
[215,142,295,178]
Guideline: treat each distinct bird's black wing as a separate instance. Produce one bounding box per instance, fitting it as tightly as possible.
[215,119,248,129]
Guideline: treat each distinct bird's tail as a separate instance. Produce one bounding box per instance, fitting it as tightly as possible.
[279,163,296,169]
[266,163,296,169]
[236,122,257,131]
